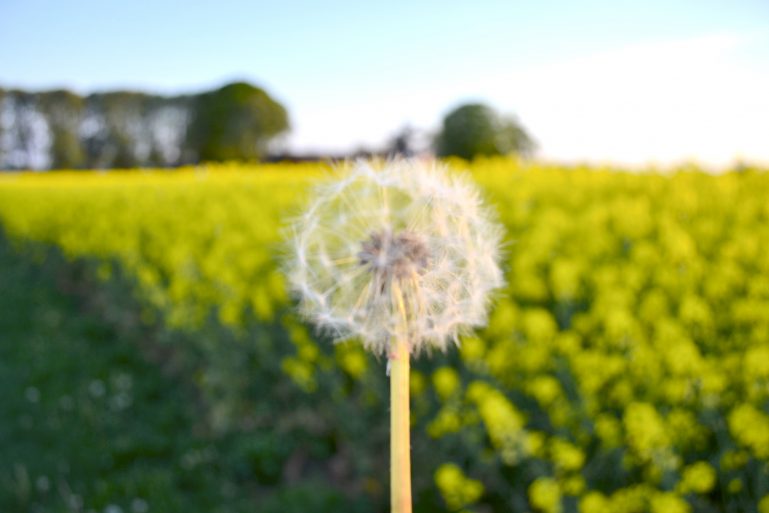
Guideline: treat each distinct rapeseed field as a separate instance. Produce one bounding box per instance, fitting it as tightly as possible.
[1,158,768,513]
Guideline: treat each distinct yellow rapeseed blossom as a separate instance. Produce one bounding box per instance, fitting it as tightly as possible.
[529,477,562,513]
[623,402,670,461]
[678,461,717,494]
[435,463,484,511]
[650,491,690,513]
[467,381,527,464]
[729,403,769,458]
[758,494,769,513]
[550,438,586,472]
[432,366,461,400]
[579,491,611,513]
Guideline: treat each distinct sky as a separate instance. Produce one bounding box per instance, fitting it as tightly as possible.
[1,0,768,167]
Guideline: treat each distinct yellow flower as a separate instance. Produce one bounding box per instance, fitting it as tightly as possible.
[529,477,562,513]
[678,461,716,494]
[435,463,484,511]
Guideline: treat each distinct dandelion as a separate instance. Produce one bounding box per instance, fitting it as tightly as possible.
[288,160,503,353]
[286,159,504,513]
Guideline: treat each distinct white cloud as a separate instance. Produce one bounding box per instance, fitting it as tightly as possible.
[285,31,769,167]
[487,32,769,167]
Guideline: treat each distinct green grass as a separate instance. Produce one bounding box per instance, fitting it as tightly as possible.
[0,238,208,512]
[0,238,383,513]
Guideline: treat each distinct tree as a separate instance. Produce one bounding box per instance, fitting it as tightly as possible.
[387,125,416,157]
[0,82,290,170]
[188,82,290,163]
[40,90,86,169]
[434,103,534,160]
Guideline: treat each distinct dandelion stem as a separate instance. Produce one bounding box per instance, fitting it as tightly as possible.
[390,334,412,513]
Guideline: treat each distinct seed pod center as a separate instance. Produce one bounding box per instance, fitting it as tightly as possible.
[358,229,430,282]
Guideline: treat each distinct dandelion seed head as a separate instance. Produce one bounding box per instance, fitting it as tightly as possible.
[358,229,430,281]
[287,160,504,356]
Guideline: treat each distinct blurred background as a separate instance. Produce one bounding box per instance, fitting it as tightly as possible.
[2,2,769,513]
[1,0,769,169]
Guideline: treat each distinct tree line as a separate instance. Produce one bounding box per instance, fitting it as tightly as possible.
[0,82,288,170]
[0,81,533,170]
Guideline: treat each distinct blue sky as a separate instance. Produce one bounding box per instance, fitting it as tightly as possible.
[1,0,768,166]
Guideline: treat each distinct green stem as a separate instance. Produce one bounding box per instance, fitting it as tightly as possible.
[390,335,412,513]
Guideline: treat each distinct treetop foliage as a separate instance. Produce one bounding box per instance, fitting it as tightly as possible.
[435,103,535,160]
[0,82,289,169]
